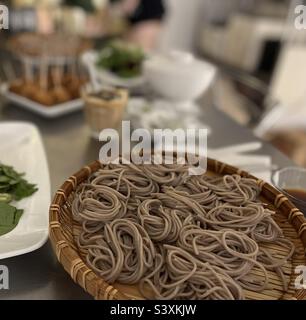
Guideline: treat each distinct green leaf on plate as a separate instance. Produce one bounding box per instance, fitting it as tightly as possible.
[0,163,38,236]
[0,163,38,201]
[0,202,24,236]
[0,176,10,183]
[11,180,38,201]
[0,193,12,203]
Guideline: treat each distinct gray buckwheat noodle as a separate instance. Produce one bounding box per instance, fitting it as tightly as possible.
[72,160,295,300]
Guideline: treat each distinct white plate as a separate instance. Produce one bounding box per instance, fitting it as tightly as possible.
[0,122,50,259]
[81,51,145,89]
[0,84,83,118]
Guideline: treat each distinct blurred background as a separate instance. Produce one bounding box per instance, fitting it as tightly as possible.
[1,0,306,167]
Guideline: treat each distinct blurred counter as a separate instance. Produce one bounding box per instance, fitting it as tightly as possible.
[0,98,293,299]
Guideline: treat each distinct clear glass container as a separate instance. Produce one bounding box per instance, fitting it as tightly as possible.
[272,167,306,215]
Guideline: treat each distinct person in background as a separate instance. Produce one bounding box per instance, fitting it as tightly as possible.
[111,0,165,51]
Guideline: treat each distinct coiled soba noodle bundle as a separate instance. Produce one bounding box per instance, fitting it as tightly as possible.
[72,160,295,300]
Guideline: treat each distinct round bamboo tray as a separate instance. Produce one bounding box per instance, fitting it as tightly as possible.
[49,158,306,300]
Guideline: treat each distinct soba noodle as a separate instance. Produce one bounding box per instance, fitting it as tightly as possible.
[72,160,295,300]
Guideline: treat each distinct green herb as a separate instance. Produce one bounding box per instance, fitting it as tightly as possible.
[0,203,23,236]
[96,41,145,79]
[0,193,12,203]
[0,164,37,201]
[0,163,38,236]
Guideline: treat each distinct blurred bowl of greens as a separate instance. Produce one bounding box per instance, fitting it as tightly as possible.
[82,41,146,89]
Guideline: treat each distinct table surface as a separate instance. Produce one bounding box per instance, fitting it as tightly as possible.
[0,99,293,300]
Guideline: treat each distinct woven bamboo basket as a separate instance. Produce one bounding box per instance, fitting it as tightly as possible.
[49,158,306,300]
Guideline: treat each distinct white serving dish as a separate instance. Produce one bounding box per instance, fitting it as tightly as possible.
[0,83,83,118]
[81,51,145,89]
[143,51,217,102]
[0,122,50,259]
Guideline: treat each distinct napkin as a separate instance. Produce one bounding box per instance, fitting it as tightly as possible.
[157,142,273,183]
[209,153,272,183]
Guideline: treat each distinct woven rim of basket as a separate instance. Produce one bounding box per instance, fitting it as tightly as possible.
[49,158,306,300]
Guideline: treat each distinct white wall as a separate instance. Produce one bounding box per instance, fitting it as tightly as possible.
[158,0,203,52]
[158,0,256,53]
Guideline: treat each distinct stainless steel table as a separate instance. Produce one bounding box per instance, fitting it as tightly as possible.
[0,100,293,300]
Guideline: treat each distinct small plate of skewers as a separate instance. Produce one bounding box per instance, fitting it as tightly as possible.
[1,33,90,118]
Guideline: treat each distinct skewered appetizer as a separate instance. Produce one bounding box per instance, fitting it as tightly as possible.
[8,74,87,106]
[7,32,90,106]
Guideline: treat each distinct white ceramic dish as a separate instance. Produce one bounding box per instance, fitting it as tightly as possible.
[81,51,145,89]
[143,51,217,102]
[0,122,50,259]
[0,84,83,118]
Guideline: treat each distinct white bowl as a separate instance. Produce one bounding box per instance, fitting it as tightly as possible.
[143,51,217,102]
